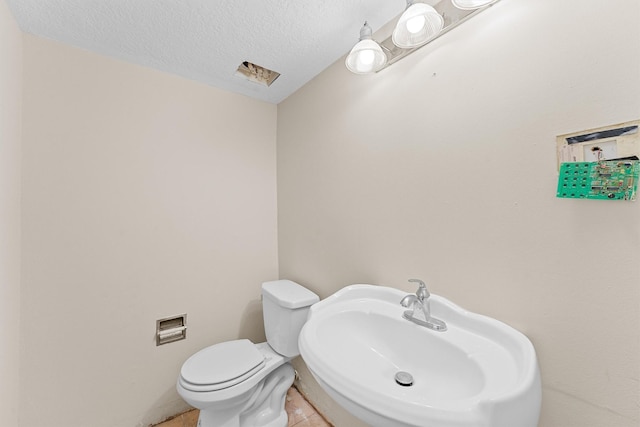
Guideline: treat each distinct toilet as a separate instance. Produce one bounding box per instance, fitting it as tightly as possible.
[176,280,320,427]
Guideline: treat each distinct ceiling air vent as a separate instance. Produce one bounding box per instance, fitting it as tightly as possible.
[236,61,280,87]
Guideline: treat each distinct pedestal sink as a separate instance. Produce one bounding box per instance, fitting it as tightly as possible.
[298,284,541,427]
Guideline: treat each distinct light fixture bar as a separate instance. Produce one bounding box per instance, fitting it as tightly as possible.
[376,0,500,71]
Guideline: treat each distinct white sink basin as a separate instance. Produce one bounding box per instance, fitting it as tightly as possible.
[298,285,541,427]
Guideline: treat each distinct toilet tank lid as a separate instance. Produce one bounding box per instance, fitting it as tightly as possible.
[262,280,319,309]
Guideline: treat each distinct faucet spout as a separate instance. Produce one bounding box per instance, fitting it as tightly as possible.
[400,279,447,332]
[400,294,418,308]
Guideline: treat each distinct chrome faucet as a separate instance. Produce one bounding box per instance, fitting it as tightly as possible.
[400,279,447,332]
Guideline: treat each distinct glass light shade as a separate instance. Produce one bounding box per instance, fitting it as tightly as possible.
[392,3,444,49]
[451,0,498,10]
[345,39,387,74]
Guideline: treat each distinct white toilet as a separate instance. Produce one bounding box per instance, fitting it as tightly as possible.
[176,280,319,427]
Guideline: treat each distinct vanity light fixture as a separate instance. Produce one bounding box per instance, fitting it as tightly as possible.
[346,0,500,74]
[392,0,444,49]
[345,22,388,75]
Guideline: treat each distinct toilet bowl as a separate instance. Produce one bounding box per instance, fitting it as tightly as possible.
[176,280,319,427]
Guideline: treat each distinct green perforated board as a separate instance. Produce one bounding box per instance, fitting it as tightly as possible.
[557,160,639,200]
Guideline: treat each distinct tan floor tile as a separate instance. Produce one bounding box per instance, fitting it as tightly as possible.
[286,387,317,425]
[291,413,332,427]
[182,409,199,427]
[154,415,184,427]
[287,406,307,426]
[288,387,333,427]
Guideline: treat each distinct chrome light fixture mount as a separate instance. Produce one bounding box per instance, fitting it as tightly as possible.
[345,22,388,75]
[347,0,500,74]
[451,0,499,10]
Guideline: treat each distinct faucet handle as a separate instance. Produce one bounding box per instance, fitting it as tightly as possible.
[408,278,430,300]
[408,278,425,287]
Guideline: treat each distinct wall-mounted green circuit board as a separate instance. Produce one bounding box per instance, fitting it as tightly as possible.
[557,160,639,200]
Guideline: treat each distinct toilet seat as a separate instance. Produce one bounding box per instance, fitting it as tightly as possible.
[179,339,266,392]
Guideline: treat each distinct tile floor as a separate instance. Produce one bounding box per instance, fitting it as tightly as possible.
[153,386,332,427]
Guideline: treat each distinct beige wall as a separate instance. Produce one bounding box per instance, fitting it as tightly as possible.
[278,0,640,426]
[21,35,278,427]
[0,1,22,426]
[7,0,640,426]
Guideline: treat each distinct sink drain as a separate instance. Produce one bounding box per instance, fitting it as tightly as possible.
[395,371,414,387]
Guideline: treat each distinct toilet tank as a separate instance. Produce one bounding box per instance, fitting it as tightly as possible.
[262,280,319,357]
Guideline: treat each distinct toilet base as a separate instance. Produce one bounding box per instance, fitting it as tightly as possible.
[195,363,295,427]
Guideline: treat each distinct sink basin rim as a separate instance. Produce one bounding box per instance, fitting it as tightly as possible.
[298,284,541,427]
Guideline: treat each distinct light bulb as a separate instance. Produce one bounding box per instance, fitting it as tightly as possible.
[358,50,375,66]
[406,15,426,34]
[345,23,387,74]
[392,3,443,48]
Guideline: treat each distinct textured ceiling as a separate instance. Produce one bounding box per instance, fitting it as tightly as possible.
[7,0,406,104]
